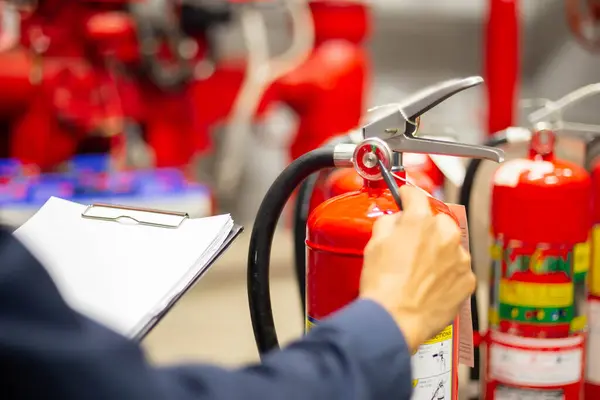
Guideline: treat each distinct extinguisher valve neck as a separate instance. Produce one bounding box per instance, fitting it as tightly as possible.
[332,143,356,167]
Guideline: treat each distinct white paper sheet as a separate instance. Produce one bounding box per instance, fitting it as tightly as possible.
[14,197,234,338]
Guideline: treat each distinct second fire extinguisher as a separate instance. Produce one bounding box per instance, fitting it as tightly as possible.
[247,76,504,400]
[459,87,600,399]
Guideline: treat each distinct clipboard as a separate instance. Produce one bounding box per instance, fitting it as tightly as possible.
[14,197,242,341]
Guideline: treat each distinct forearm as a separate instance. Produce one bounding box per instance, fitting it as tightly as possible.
[156,300,413,400]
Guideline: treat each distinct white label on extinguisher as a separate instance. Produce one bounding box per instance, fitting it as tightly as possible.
[489,334,583,386]
[411,325,452,400]
[494,385,564,400]
[587,299,600,384]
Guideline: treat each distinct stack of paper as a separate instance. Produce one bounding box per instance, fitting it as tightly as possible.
[14,196,240,340]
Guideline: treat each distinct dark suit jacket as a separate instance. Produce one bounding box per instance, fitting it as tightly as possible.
[0,227,412,399]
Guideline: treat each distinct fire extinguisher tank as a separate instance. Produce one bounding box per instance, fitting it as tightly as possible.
[306,177,452,320]
[485,129,590,400]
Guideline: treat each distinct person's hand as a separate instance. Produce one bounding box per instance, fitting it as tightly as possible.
[360,185,475,353]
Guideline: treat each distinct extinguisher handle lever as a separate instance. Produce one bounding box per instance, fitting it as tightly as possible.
[528,83,600,124]
[400,76,484,122]
[363,76,483,139]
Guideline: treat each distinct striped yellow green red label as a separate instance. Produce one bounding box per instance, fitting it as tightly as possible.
[489,236,586,333]
[498,280,573,308]
[498,304,574,324]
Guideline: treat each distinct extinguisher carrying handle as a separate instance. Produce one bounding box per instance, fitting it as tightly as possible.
[249,146,340,355]
[363,76,504,163]
[364,76,485,138]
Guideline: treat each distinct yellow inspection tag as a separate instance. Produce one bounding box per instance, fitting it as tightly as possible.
[499,279,573,308]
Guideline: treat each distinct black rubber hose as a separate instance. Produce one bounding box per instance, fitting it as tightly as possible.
[292,134,356,315]
[292,172,320,313]
[248,147,336,356]
[459,131,508,400]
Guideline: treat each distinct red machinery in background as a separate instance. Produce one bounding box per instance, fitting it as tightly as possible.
[0,0,278,174]
[566,0,600,52]
[246,76,504,400]
[277,0,370,162]
[0,0,135,170]
[213,0,372,199]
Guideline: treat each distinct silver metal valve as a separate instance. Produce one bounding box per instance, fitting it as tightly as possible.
[360,76,505,164]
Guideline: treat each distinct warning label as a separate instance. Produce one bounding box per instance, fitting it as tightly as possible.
[489,338,582,386]
[412,376,449,400]
[424,325,453,345]
[495,385,564,400]
[411,325,453,400]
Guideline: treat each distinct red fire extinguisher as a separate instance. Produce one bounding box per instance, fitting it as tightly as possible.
[247,76,504,400]
[291,98,480,315]
[459,99,600,398]
[485,127,589,399]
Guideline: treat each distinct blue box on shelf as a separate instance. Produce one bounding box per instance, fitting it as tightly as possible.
[27,174,75,205]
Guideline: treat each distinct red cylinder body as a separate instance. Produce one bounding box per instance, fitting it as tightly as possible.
[305,174,460,400]
[277,1,370,161]
[484,0,519,136]
[585,160,600,398]
[485,138,590,399]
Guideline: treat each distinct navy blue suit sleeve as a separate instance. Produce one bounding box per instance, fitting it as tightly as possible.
[0,228,413,400]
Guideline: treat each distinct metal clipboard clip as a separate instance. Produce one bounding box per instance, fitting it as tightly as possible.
[81,203,189,229]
